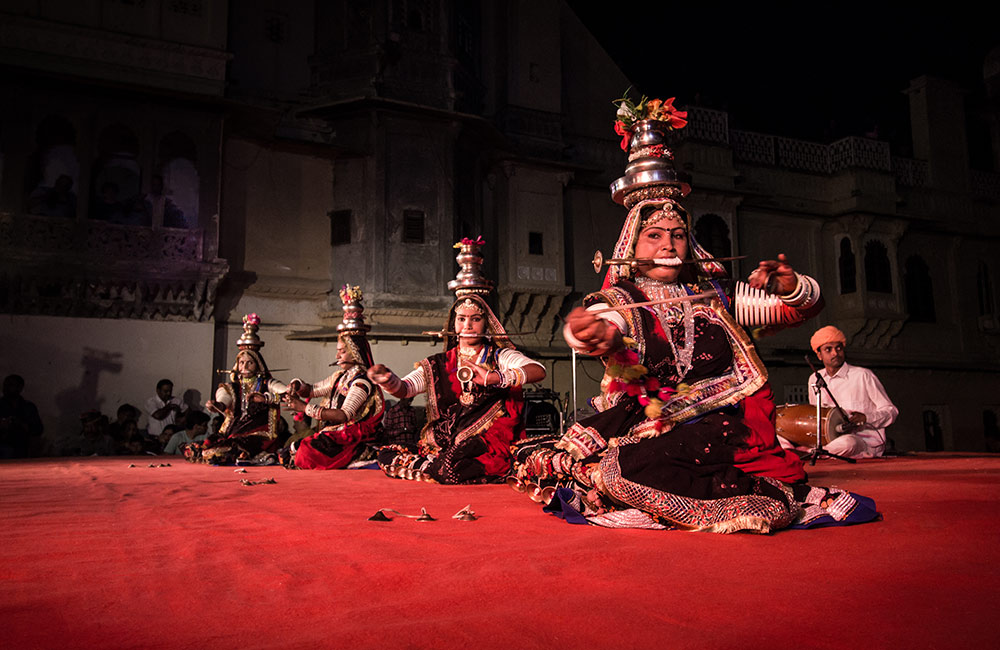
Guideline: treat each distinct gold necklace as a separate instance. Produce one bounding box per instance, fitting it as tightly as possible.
[456,346,482,406]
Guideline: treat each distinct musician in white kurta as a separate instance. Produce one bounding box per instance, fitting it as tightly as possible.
[801,326,898,458]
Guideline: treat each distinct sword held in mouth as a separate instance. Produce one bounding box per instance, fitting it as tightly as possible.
[592,249,746,273]
[419,330,531,339]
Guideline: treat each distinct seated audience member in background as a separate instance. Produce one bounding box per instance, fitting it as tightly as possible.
[282,414,316,454]
[78,410,115,456]
[109,404,141,443]
[780,326,898,459]
[27,174,77,218]
[117,422,150,455]
[0,374,44,458]
[155,424,180,453]
[146,379,185,442]
[163,411,210,455]
[381,397,418,446]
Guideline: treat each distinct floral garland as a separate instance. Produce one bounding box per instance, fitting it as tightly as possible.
[339,284,363,304]
[604,337,690,434]
[454,235,486,248]
[243,312,261,327]
[613,90,688,151]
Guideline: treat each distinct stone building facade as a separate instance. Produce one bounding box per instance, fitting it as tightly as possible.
[1,1,997,452]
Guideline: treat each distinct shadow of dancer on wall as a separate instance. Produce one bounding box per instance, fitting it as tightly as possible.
[52,348,123,454]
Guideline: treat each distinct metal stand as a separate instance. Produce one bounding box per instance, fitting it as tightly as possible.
[571,348,578,426]
[803,355,856,465]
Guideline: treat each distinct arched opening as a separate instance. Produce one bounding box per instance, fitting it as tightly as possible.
[90,124,144,225]
[904,255,935,322]
[978,263,995,317]
[838,237,857,294]
[26,115,79,218]
[864,239,893,293]
[693,213,732,275]
[922,409,943,452]
[153,131,200,228]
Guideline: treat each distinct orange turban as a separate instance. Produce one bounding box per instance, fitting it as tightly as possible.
[810,326,846,355]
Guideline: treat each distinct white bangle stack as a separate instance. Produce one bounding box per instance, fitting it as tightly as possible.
[779,273,820,309]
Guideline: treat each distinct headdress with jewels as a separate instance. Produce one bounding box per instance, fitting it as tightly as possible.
[337,285,375,367]
[603,91,728,289]
[443,237,513,350]
[230,313,272,381]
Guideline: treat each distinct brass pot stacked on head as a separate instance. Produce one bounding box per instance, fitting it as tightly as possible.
[610,119,691,208]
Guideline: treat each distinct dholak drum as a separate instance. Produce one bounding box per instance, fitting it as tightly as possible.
[775,404,846,447]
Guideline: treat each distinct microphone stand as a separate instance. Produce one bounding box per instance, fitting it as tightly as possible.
[803,355,856,465]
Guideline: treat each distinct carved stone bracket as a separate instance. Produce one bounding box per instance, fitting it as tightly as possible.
[306,306,448,342]
[497,285,573,350]
[839,317,907,351]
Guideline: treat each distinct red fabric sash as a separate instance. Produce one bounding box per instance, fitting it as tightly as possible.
[733,384,806,483]
[294,410,382,470]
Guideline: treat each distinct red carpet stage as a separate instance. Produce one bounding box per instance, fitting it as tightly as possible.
[2,454,999,649]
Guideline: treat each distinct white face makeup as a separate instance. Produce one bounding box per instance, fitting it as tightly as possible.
[454,307,487,347]
[336,340,356,368]
[634,224,688,282]
[237,355,258,377]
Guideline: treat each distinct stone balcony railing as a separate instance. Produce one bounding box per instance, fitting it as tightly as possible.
[0,212,227,320]
[683,106,730,145]
[682,106,910,180]
[0,212,207,264]
[569,105,988,194]
[893,157,928,187]
[971,169,1000,201]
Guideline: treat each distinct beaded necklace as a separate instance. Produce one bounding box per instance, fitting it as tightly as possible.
[238,375,260,413]
[635,276,696,379]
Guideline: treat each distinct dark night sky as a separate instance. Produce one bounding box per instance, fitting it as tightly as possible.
[567,2,998,152]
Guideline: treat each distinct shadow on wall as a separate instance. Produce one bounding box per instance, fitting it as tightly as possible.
[52,348,122,450]
[182,388,203,414]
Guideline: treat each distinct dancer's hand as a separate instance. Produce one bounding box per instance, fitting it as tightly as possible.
[566,307,615,355]
[368,364,393,384]
[750,253,798,295]
[467,362,492,386]
[287,379,311,398]
[283,394,307,412]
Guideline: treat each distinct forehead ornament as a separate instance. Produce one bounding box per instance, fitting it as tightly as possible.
[640,205,687,231]
[456,298,485,314]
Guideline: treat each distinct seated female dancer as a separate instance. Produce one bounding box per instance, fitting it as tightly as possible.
[282,286,384,469]
[512,99,876,531]
[196,313,287,465]
[368,239,546,484]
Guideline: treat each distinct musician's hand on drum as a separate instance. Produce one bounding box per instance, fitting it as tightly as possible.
[566,307,616,355]
[750,253,797,295]
[849,411,867,428]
